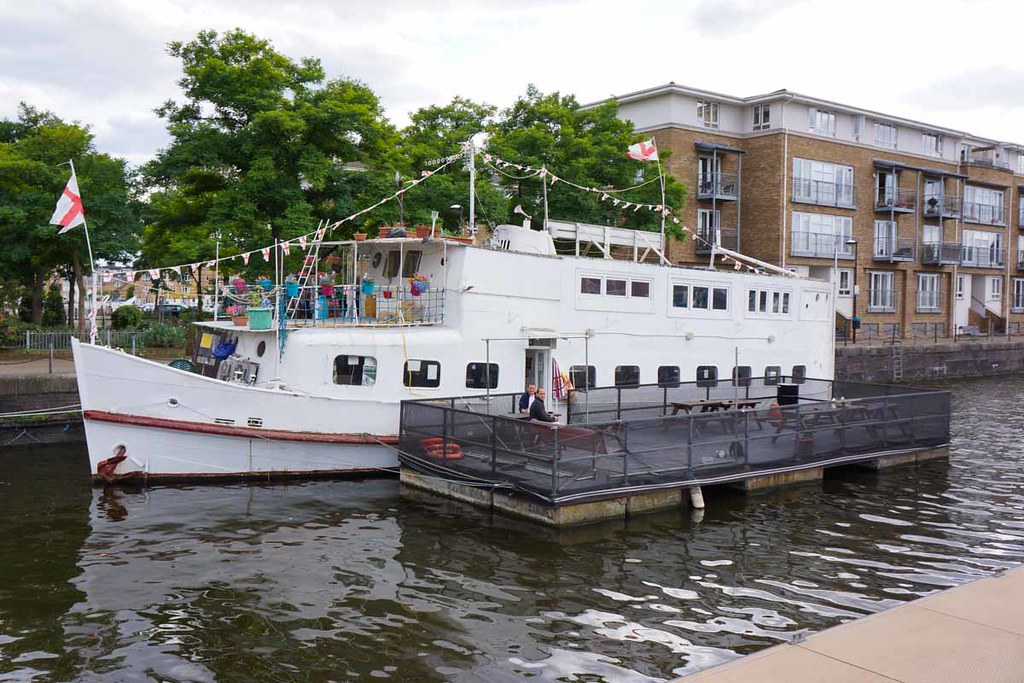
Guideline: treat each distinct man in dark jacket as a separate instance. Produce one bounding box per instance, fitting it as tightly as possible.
[519,383,537,412]
[529,388,558,422]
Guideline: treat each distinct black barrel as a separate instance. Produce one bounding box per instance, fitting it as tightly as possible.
[777,383,800,406]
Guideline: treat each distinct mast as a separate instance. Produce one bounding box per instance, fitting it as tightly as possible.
[468,136,476,236]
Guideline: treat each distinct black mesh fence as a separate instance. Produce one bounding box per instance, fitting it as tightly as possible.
[399,379,951,506]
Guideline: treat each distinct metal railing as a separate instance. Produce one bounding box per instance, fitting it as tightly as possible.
[920,241,961,265]
[696,173,739,200]
[286,284,446,327]
[22,329,140,351]
[791,178,856,208]
[963,202,1005,226]
[868,288,897,313]
[872,235,916,261]
[922,193,960,218]
[398,379,951,506]
[874,187,917,212]
[694,227,738,254]
[790,232,854,259]
[960,245,1005,268]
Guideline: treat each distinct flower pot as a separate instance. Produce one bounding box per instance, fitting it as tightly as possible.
[285,282,300,298]
[382,290,393,299]
[354,233,367,242]
[231,315,248,327]
[413,280,430,293]
[378,226,390,239]
[316,295,328,320]
[259,278,273,292]
[361,280,375,295]
[410,287,420,297]
[321,283,335,296]
[247,307,273,330]
[415,225,431,238]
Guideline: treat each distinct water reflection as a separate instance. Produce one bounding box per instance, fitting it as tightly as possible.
[1,375,1023,681]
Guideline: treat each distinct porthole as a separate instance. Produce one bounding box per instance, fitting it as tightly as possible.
[372,252,382,268]
[257,341,266,357]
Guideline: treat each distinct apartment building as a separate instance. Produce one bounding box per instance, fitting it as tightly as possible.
[599,83,1024,340]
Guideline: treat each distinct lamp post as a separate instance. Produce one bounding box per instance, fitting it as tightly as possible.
[846,238,859,343]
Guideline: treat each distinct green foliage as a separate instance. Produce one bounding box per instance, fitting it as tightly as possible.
[139,322,185,348]
[42,284,66,327]
[0,319,41,348]
[111,305,143,330]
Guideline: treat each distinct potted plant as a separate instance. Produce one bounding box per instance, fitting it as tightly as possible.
[354,232,367,242]
[377,226,390,239]
[285,274,299,298]
[409,273,430,295]
[232,277,247,295]
[320,273,335,296]
[227,304,248,327]
[247,290,273,330]
[361,276,375,295]
[415,224,431,238]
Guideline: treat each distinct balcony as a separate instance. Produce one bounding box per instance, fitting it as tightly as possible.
[916,289,944,314]
[696,173,739,201]
[922,193,961,219]
[963,202,1005,226]
[873,235,916,262]
[790,232,854,259]
[867,288,897,313]
[920,241,961,265]
[694,226,738,255]
[874,187,917,213]
[960,245,1005,268]
[791,178,856,208]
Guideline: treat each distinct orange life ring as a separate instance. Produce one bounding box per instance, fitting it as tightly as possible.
[420,437,444,447]
[423,443,464,460]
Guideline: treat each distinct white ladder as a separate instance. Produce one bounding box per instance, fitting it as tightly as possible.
[285,220,326,320]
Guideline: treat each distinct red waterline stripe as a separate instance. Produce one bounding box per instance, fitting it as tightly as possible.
[83,410,398,445]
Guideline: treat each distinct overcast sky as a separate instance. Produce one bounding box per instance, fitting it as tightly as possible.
[3,0,1022,166]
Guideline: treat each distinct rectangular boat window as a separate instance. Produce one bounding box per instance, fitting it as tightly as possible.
[606,278,627,297]
[713,287,729,311]
[782,292,791,314]
[569,365,596,391]
[403,359,441,388]
[759,290,768,313]
[384,250,401,278]
[631,280,651,298]
[657,365,680,388]
[732,366,752,387]
[764,366,782,385]
[672,284,690,308]
[696,365,718,387]
[772,291,781,314]
[580,277,602,294]
[748,290,757,313]
[615,365,640,387]
[791,365,806,384]
[465,362,499,389]
[333,355,377,386]
[401,250,422,278]
[692,286,709,309]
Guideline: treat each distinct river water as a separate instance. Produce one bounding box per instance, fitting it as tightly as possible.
[1,375,1022,682]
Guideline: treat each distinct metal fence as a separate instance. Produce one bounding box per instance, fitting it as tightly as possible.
[398,379,951,506]
[21,330,140,351]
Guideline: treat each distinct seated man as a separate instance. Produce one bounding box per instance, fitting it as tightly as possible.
[529,388,558,423]
[519,383,537,413]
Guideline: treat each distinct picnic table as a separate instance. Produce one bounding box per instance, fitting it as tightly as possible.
[768,401,909,449]
[669,398,759,415]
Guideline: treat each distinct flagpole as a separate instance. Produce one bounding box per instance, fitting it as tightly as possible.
[68,160,98,344]
[213,236,220,321]
[653,138,666,239]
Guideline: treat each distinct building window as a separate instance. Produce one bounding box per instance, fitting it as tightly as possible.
[791,365,807,384]
[764,366,782,385]
[697,101,719,129]
[696,365,719,387]
[1018,155,1024,175]
[333,355,377,386]
[732,366,752,387]
[465,362,499,389]
[580,276,602,294]
[793,158,855,207]
[838,269,852,296]
[606,278,627,297]
[631,281,651,298]
[917,273,941,312]
[956,275,965,300]
[873,220,899,258]
[989,276,1003,300]
[569,365,596,391]
[403,359,441,388]
[923,133,943,158]
[614,365,640,387]
[1013,279,1024,311]
[962,229,1004,268]
[874,122,897,149]
[964,186,1005,225]
[657,366,681,388]
[753,104,770,131]
[791,212,853,258]
[852,115,864,142]
[809,108,836,137]
[868,271,896,312]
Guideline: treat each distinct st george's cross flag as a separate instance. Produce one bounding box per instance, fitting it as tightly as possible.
[50,168,86,233]
[626,139,658,162]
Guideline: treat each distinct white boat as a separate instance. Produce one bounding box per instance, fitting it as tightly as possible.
[73,220,835,482]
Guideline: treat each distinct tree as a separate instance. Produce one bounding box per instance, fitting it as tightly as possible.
[143,28,398,288]
[485,85,686,235]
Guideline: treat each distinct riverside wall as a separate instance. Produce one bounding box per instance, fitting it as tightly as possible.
[835,339,1024,384]
[0,375,84,447]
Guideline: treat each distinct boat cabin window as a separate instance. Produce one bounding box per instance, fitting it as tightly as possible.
[791,365,807,384]
[672,284,689,308]
[672,283,728,310]
[465,362,499,389]
[696,365,719,387]
[569,365,596,390]
[732,366,752,387]
[614,365,640,387]
[606,278,627,297]
[334,355,377,386]
[748,288,792,315]
[402,251,422,278]
[580,277,602,294]
[657,366,681,387]
[764,366,782,385]
[403,359,441,388]
[384,251,401,278]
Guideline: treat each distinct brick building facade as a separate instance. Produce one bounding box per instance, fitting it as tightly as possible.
[599,84,1024,340]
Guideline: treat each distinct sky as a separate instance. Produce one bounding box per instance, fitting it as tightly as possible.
[2,0,1023,167]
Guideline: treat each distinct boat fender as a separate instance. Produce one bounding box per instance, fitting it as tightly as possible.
[97,445,128,482]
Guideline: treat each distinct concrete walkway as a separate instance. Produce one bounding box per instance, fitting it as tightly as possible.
[679,564,1024,682]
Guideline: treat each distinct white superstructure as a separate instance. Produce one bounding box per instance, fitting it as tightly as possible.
[73,221,834,481]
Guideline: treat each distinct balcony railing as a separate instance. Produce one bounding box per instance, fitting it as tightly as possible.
[790,232,854,259]
[916,289,944,313]
[960,245,1005,268]
[920,241,961,265]
[791,178,856,208]
[922,193,961,218]
[868,288,897,313]
[694,227,738,254]
[963,202,1005,226]
[874,187,917,212]
[1017,249,1024,270]
[872,235,916,262]
[696,173,739,200]
[961,153,1011,171]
